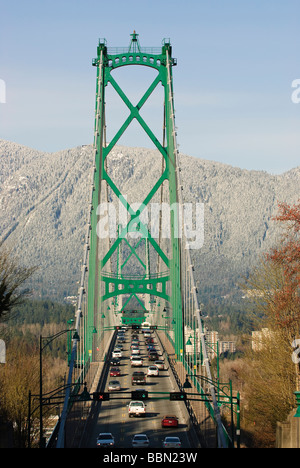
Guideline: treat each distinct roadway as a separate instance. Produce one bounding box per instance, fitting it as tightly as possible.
[85,327,197,449]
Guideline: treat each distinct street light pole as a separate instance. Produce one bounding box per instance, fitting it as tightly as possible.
[183,373,240,448]
[39,327,76,448]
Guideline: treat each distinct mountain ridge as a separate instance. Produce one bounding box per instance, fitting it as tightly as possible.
[0,139,299,302]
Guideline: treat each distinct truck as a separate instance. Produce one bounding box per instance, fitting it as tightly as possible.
[128,400,146,418]
[132,371,146,385]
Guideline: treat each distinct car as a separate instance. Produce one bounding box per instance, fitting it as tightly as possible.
[128,401,146,417]
[96,432,115,447]
[161,415,179,428]
[145,337,154,344]
[112,350,122,358]
[131,356,143,367]
[154,360,164,370]
[148,351,159,361]
[131,347,140,355]
[147,365,159,376]
[115,343,123,350]
[117,335,125,343]
[130,354,139,361]
[162,436,181,448]
[110,357,120,366]
[110,367,121,377]
[147,343,155,348]
[132,433,150,448]
[132,371,146,385]
[108,380,121,391]
[144,331,151,338]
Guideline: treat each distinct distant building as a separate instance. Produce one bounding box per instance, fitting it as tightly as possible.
[205,330,219,360]
[219,341,236,354]
[205,331,236,358]
[252,328,274,351]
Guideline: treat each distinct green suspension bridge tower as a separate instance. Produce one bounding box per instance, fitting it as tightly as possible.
[56,33,229,449]
[87,31,184,359]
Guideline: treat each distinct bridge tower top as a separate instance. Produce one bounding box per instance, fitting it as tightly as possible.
[129,30,141,53]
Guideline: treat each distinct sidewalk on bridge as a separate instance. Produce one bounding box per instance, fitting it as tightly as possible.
[157,330,217,448]
[65,329,115,448]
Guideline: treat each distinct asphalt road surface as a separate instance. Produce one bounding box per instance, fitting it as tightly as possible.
[86,328,195,449]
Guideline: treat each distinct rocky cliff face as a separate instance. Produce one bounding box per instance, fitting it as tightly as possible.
[0,139,299,302]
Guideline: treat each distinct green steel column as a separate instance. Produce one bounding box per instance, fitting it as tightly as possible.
[163,41,184,359]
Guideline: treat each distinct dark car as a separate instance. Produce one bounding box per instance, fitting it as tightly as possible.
[148,351,159,361]
[147,344,156,351]
[110,357,120,366]
[117,336,125,343]
[132,371,146,385]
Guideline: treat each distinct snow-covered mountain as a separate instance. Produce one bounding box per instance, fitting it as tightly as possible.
[0,139,299,302]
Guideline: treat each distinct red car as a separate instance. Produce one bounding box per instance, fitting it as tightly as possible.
[110,367,120,377]
[161,415,179,428]
[145,337,154,344]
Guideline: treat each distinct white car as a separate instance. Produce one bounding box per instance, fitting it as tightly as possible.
[131,347,140,355]
[96,432,115,447]
[128,400,146,417]
[147,365,159,376]
[132,434,150,448]
[162,436,181,448]
[112,350,122,358]
[131,356,143,367]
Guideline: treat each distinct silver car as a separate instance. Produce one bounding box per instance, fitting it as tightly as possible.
[162,436,181,448]
[108,380,121,391]
[96,432,115,447]
[132,433,150,448]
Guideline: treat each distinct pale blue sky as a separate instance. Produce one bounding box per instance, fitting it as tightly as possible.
[1,0,300,173]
